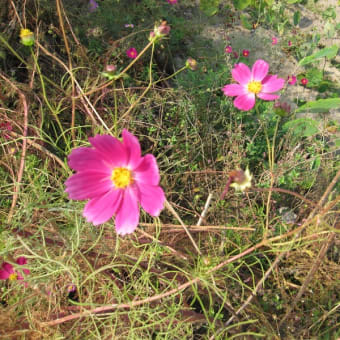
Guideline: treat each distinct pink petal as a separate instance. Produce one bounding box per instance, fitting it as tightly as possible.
[16,257,27,266]
[122,129,142,169]
[138,184,165,216]
[262,75,285,93]
[231,63,251,85]
[68,147,111,173]
[115,187,140,235]
[222,84,246,97]
[257,93,280,101]
[134,154,160,186]
[22,269,30,275]
[2,263,14,274]
[288,76,297,85]
[0,269,10,280]
[65,172,112,200]
[89,135,127,166]
[83,189,123,225]
[234,94,256,111]
[251,60,269,82]
[16,272,24,280]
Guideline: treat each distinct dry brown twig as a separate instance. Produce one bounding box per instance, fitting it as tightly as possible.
[165,200,202,256]
[55,0,76,143]
[0,73,29,224]
[8,131,68,171]
[38,177,340,327]
[39,216,320,327]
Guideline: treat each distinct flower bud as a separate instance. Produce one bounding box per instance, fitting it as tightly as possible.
[102,64,118,80]
[149,21,171,42]
[229,168,252,192]
[186,57,198,71]
[105,64,117,73]
[20,28,34,46]
[274,101,291,117]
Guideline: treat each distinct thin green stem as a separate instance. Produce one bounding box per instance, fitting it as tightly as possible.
[30,48,67,144]
[0,33,27,65]
[117,42,156,124]
[117,47,188,125]
[154,65,188,85]
[112,82,118,135]
[271,117,281,170]
[254,104,280,239]
[0,33,62,92]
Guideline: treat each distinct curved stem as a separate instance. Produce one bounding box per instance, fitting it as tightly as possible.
[30,47,66,143]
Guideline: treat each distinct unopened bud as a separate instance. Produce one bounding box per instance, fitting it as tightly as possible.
[274,101,291,117]
[229,168,252,192]
[186,57,197,71]
[20,28,34,46]
[102,64,118,80]
[149,21,171,42]
[105,64,117,73]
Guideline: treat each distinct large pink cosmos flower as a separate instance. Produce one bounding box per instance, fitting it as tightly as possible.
[0,257,30,283]
[222,59,285,111]
[65,129,165,235]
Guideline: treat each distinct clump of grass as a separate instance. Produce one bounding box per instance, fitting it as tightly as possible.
[0,0,339,338]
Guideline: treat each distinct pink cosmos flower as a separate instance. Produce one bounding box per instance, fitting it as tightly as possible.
[242,49,249,57]
[67,283,77,293]
[287,75,297,85]
[0,122,12,139]
[126,47,138,59]
[288,40,292,47]
[167,0,177,4]
[222,59,285,111]
[272,37,278,45]
[0,257,30,283]
[65,129,166,235]
[301,78,308,86]
[225,45,232,54]
[89,0,98,12]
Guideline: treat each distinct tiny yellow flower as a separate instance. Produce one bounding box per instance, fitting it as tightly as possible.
[230,168,252,192]
[20,28,34,46]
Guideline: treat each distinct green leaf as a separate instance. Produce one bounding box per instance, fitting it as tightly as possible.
[335,138,340,147]
[305,68,323,87]
[264,0,273,5]
[298,55,315,66]
[287,0,300,3]
[314,45,338,59]
[240,14,253,29]
[283,118,319,137]
[311,155,321,170]
[233,0,251,10]
[324,22,335,38]
[299,45,339,65]
[322,6,336,20]
[296,98,340,113]
[293,11,301,26]
[200,0,221,16]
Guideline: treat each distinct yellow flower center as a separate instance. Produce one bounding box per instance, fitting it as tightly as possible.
[9,273,17,281]
[247,81,262,94]
[111,167,133,188]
